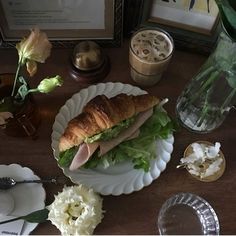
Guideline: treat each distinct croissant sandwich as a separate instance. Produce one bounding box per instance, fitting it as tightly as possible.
[58,93,173,172]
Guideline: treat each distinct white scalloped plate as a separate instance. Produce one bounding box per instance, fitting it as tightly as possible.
[51,82,174,195]
[0,164,46,235]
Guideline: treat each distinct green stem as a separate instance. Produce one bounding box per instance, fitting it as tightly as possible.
[0,208,49,225]
[183,70,219,110]
[194,66,215,81]
[220,87,236,114]
[0,216,22,225]
[27,88,39,94]
[11,60,22,97]
[196,89,211,127]
[195,70,219,98]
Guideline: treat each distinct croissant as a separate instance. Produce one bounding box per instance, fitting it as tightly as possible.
[59,93,159,152]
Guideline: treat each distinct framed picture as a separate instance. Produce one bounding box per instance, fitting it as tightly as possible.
[150,0,219,35]
[0,0,123,48]
[123,0,144,37]
[138,0,222,54]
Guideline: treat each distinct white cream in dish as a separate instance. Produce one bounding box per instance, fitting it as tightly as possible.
[180,142,223,179]
[0,191,15,216]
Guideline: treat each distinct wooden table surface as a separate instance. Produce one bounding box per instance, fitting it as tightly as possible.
[0,41,236,235]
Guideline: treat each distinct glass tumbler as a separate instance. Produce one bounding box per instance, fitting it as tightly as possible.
[157,192,220,235]
[129,28,174,87]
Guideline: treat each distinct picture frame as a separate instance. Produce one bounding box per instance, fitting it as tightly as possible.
[123,0,144,37]
[137,0,222,54]
[0,0,123,48]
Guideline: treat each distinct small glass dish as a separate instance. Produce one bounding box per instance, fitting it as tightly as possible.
[157,192,220,235]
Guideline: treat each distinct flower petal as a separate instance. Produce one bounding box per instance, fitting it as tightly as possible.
[16,28,52,64]
[37,75,63,93]
[47,185,103,235]
[0,112,13,125]
[26,60,38,77]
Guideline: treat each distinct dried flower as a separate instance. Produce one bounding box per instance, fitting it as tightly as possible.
[12,28,55,97]
[47,185,104,236]
[180,142,223,179]
[16,27,52,76]
[0,28,63,115]
[0,112,13,125]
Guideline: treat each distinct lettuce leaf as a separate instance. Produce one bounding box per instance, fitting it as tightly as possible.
[85,117,135,143]
[58,146,78,167]
[84,106,176,172]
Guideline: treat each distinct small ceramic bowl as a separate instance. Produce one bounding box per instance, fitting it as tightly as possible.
[184,141,226,182]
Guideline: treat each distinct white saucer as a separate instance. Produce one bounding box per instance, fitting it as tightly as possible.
[0,164,46,235]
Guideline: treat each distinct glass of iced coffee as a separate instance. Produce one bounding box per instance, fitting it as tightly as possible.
[129,28,174,87]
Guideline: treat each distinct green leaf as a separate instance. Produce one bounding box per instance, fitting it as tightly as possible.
[21,208,49,223]
[85,117,135,143]
[154,111,171,127]
[215,0,236,39]
[59,146,78,167]
[226,75,236,88]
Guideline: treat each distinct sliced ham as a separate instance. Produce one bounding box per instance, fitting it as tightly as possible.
[126,129,140,141]
[69,108,153,171]
[98,108,153,156]
[69,142,99,171]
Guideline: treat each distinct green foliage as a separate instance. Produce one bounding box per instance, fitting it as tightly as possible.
[84,106,176,172]
[21,208,49,223]
[85,117,135,143]
[215,0,236,40]
[58,146,79,167]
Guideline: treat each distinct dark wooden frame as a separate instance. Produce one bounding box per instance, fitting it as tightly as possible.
[0,0,123,48]
[128,0,222,54]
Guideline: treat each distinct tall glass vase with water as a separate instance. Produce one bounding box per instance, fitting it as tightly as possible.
[176,30,236,133]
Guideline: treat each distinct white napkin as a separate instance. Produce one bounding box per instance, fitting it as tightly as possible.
[0,216,24,235]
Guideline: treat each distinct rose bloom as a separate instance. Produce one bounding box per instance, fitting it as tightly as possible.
[16,28,52,76]
[47,185,104,235]
[37,75,63,93]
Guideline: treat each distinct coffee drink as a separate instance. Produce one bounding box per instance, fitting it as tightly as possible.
[129,28,174,86]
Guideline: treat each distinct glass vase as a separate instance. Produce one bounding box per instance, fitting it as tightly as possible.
[176,31,236,133]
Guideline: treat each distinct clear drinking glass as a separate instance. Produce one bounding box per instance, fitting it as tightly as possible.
[157,192,220,235]
[129,28,174,87]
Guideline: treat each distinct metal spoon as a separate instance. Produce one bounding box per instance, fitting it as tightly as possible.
[0,177,57,190]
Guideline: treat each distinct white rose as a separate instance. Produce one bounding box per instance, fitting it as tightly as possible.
[47,185,104,235]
